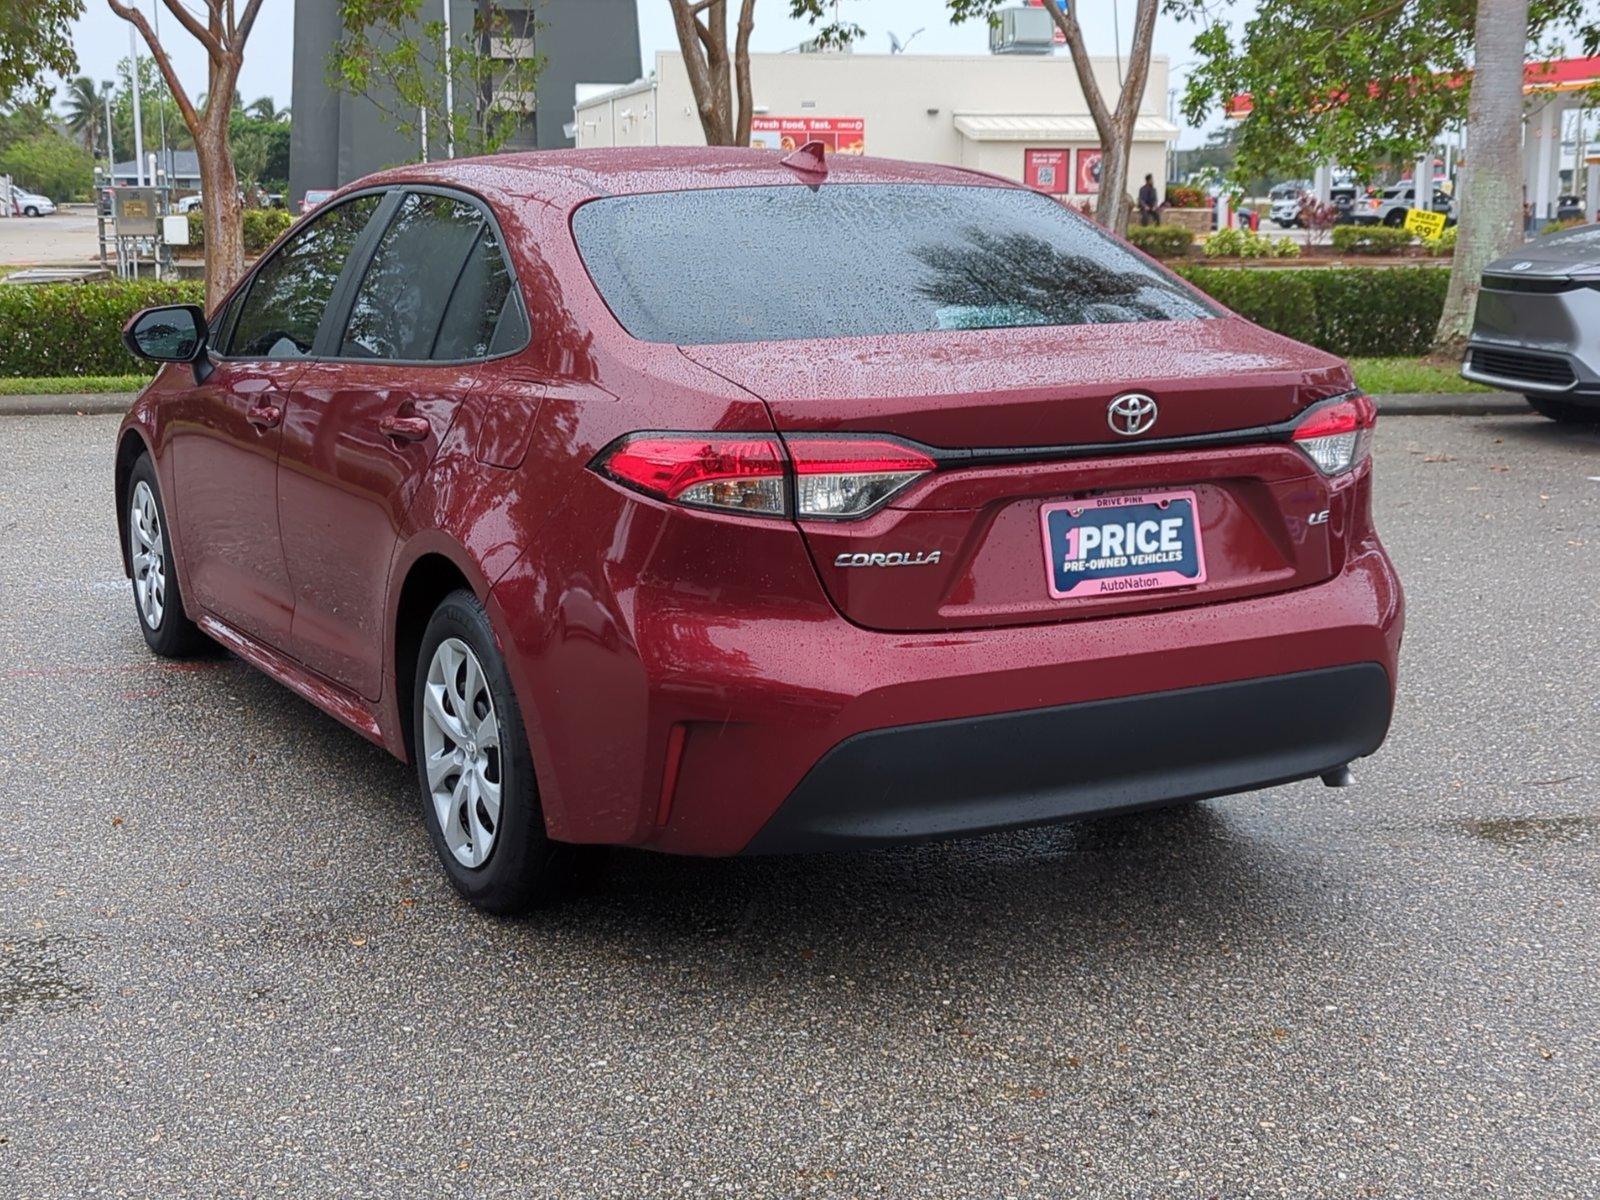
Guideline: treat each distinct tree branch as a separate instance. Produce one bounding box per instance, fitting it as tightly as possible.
[234,0,265,51]
[1047,5,1115,140]
[156,0,224,58]
[106,0,205,135]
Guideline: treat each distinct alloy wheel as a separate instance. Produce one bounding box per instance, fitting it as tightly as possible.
[420,637,503,868]
[129,480,166,630]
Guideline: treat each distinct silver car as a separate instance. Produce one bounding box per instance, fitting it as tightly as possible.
[1461,223,1600,424]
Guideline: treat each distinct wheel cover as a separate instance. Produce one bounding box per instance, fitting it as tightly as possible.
[129,480,166,630]
[420,637,503,868]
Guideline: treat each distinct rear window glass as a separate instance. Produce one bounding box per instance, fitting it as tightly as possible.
[572,184,1216,345]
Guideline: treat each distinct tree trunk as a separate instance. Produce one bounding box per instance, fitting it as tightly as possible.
[733,0,756,146]
[670,0,736,145]
[1050,0,1159,234]
[1433,0,1529,353]
[196,117,244,309]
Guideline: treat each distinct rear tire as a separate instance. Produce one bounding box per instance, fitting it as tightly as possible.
[1525,394,1600,425]
[412,590,595,913]
[23,206,39,217]
[125,454,210,657]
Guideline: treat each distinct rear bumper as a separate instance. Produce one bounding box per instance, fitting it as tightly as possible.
[745,663,1391,853]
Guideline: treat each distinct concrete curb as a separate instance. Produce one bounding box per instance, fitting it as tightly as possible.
[1372,391,1526,417]
[0,393,135,416]
[0,389,1526,419]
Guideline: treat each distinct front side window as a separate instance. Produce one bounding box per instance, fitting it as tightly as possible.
[340,193,489,360]
[571,184,1217,345]
[226,194,382,359]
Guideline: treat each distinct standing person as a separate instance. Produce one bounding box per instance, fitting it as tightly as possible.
[1138,173,1161,225]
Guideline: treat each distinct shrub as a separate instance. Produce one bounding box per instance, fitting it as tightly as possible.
[1177,265,1450,357]
[1165,184,1206,208]
[183,206,293,253]
[1422,225,1457,257]
[1331,225,1414,255]
[1127,225,1194,258]
[1540,217,1585,236]
[1202,227,1290,259]
[0,281,205,377]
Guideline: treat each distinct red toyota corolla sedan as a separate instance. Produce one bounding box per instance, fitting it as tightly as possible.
[116,147,1402,912]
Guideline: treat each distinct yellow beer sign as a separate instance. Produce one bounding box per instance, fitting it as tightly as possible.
[1404,208,1447,239]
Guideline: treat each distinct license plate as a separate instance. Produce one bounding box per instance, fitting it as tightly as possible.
[1040,490,1207,599]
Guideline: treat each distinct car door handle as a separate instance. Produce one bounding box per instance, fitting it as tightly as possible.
[245,402,283,430]
[378,413,432,443]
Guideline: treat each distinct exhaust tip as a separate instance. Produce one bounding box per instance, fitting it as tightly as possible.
[1320,764,1354,788]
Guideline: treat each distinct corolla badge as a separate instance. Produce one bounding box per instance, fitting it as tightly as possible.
[1107,393,1159,437]
[1509,261,1534,272]
[834,550,942,568]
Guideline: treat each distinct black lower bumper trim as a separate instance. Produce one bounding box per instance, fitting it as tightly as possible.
[744,664,1393,854]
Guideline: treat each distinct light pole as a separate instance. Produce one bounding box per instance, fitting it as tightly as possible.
[103,83,116,182]
[152,0,170,185]
[442,0,455,159]
[129,23,147,186]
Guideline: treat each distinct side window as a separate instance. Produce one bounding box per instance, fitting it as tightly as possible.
[432,223,526,360]
[226,194,381,359]
[339,193,485,360]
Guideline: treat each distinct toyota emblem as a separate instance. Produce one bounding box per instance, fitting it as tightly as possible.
[1107,393,1158,437]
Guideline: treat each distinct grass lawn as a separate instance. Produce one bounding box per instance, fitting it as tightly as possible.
[0,374,149,395]
[1350,357,1492,395]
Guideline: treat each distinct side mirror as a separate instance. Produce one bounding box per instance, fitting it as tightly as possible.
[123,303,207,362]
[122,304,212,383]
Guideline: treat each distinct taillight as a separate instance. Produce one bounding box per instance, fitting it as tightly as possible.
[1292,392,1376,475]
[596,434,787,515]
[786,436,936,519]
[592,433,937,519]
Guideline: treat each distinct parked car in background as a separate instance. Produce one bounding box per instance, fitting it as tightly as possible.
[1272,185,1361,229]
[299,188,334,214]
[174,193,204,214]
[115,147,1402,912]
[1461,222,1600,424]
[1555,194,1586,224]
[10,189,56,217]
[1352,185,1455,228]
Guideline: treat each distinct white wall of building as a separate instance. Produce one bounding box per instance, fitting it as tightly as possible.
[576,51,1176,200]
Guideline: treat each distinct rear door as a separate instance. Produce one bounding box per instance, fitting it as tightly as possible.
[278,189,527,699]
[168,192,386,648]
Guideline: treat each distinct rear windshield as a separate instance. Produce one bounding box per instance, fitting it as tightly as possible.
[571,183,1216,345]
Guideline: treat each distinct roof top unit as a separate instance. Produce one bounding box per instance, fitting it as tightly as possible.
[989,7,1057,55]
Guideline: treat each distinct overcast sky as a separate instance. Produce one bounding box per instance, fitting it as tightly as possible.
[61,0,1242,146]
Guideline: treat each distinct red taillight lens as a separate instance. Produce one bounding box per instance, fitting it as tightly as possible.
[597,434,787,516]
[1292,392,1376,475]
[786,436,936,519]
[593,433,938,519]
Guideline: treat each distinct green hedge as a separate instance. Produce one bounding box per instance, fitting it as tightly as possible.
[0,265,1450,378]
[184,207,293,253]
[1126,225,1193,259]
[1330,225,1414,255]
[0,281,206,377]
[1176,265,1449,356]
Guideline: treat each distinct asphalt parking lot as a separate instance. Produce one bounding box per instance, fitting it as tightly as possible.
[1,410,1597,1198]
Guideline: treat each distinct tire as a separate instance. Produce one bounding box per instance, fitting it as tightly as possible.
[1383,209,1406,228]
[1525,394,1600,425]
[23,206,38,217]
[125,454,211,657]
[412,590,593,913]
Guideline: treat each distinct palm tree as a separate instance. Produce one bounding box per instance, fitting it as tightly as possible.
[61,76,108,155]
[244,96,287,123]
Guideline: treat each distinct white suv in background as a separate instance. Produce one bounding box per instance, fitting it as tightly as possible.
[10,190,56,217]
